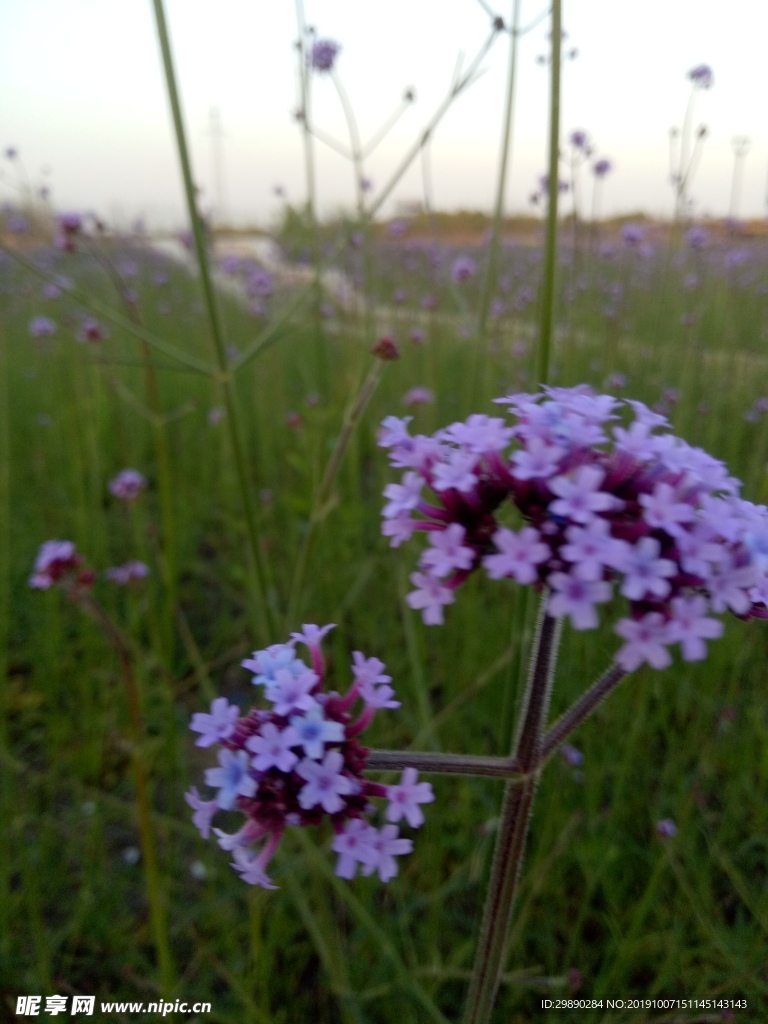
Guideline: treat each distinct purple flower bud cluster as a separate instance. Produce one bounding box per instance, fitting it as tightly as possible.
[29,540,86,590]
[378,386,768,671]
[309,39,341,73]
[186,625,434,890]
[687,64,714,89]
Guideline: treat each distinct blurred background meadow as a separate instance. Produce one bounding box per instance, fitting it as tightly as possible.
[2,1,768,1021]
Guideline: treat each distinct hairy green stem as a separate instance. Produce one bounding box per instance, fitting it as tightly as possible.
[542,662,627,759]
[294,1,323,323]
[151,0,276,643]
[537,0,562,387]
[463,600,561,1024]
[365,750,528,781]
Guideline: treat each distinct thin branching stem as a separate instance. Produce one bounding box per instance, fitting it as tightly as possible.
[476,0,522,348]
[365,750,529,781]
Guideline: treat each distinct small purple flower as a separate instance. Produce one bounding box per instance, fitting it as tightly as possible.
[667,596,723,661]
[592,158,612,178]
[191,697,240,748]
[360,825,413,882]
[205,749,257,810]
[432,449,479,494]
[560,744,584,768]
[451,256,476,284]
[296,750,354,814]
[569,129,589,151]
[615,537,676,602]
[549,466,619,524]
[402,387,434,407]
[484,527,550,584]
[385,769,434,828]
[406,571,455,625]
[614,614,673,671]
[109,469,147,501]
[332,819,379,879]
[656,818,678,838]
[242,643,306,687]
[77,317,109,344]
[289,701,344,760]
[246,722,300,773]
[29,316,57,338]
[420,524,474,578]
[310,38,341,73]
[104,560,149,585]
[382,470,423,517]
[621,223,645,246]
[185,787,218,839]
[291,623,336,650]
[265,667,318,716]
[231,845,279,889]
[547,572,612,631]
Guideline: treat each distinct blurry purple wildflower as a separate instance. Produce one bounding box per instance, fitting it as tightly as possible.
[310,39,341,72]
[104,560,149,585]
[29,316,57,338]
[402,386,434,407]
[688,64,713,89]
[109,469,147,501]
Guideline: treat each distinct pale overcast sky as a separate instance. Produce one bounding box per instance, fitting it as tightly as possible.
[2,0,767,229]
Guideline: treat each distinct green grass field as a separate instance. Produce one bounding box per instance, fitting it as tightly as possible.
[1,219,767,1023]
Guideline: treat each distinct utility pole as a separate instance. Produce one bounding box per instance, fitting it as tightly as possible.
[729,135,750,226]
[207,105,227,227]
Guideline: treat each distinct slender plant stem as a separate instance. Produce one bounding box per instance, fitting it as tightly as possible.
[542,662,627,760]
[0,324,10,960]
[0,242,213,374]
[285,359,385,625]
[537,0,562,387]
[80,596,175,993]
[365,750,529,781]
[463,600,561,1024]
[367,27,501,222]
[151,0,276,643]
[476,0,521,342]
[294,1,323,324]
[362,96,411,159]
[85,236,178,659]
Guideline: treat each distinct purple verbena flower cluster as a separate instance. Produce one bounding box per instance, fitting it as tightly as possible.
[186,625,434,890]
[379,386,768,671]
